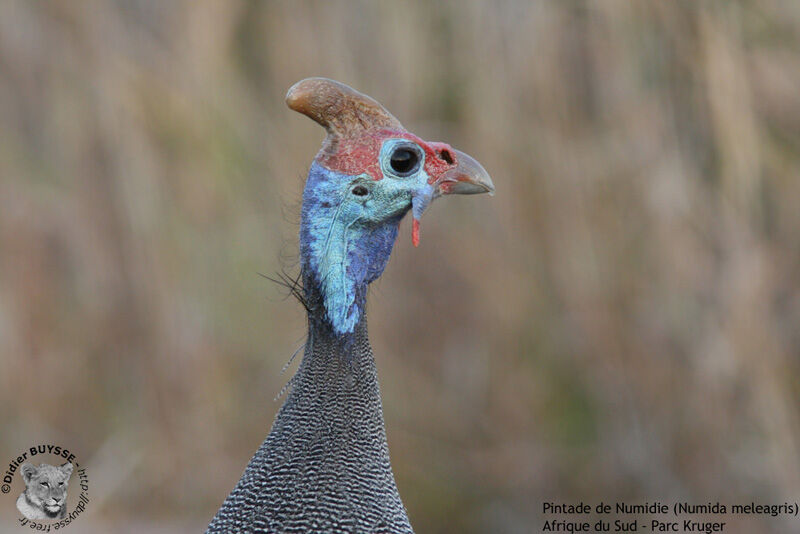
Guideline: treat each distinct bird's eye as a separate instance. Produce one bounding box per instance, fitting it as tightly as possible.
[351,185,369,197]
[389,147,420,176]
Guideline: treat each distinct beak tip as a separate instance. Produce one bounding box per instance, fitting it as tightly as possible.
[483,177,496,196]
[440,149,494,197]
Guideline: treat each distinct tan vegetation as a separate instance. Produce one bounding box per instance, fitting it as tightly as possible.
[1,1,799,532]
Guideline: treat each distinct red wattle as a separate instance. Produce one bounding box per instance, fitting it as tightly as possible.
[412,219,420,247]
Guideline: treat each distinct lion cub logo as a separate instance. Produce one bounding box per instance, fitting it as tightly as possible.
[16,462,73,520]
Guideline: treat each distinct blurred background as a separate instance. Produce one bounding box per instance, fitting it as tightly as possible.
[1,1,799,532]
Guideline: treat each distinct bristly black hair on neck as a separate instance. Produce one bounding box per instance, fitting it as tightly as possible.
[259,268,309,313]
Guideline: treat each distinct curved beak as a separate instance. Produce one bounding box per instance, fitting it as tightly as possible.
[435,149,495,197]
[410,148,494,247]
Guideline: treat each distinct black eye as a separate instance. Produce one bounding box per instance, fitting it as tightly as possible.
[389,147,420,176]
[41,482,49,487]
[351,185,369,196]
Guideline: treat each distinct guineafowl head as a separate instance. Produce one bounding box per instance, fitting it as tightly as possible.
[288,78,494,335]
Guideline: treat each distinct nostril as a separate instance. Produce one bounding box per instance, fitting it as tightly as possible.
[351,185,369,196]
[439,149,454,165]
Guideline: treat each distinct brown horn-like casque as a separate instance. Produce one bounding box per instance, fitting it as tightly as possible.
[286,78,403,151]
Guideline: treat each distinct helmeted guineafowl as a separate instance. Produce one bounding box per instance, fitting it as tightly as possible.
[207,78,494,534]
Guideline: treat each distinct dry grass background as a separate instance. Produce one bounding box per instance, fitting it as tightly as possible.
[1,1,800,532]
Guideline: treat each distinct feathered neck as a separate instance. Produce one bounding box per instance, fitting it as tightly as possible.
[206,301,413,532]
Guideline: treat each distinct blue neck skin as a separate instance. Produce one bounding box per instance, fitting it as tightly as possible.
[299,162,407,337]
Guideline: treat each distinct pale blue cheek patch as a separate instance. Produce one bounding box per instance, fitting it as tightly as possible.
[300,163,355,333]
[300,162,405,335]
[411,183,435,220]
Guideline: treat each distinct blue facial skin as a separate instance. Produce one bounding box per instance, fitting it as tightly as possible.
[300,139,435,335]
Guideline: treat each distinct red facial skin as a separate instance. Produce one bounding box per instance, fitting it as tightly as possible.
[316,129,457,248]
[316,129,457,183]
